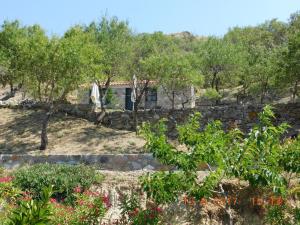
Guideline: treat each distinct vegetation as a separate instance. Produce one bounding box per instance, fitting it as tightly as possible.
[140,106,300,224]
[13,163,103,203]
[0,11,299,224]
[0,165,108,225]
[1,12,300,146]
[86,16,132,122]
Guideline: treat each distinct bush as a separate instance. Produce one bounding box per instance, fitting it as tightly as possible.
[119,191,163,225]
[139,105,300,224]
[7,187,53,225]
[280,137,300,173]
[51,189,110,225]
[12,163,104,203]
[203,88,222,101]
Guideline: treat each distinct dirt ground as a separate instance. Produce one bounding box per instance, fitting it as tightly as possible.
[0,108,145,155]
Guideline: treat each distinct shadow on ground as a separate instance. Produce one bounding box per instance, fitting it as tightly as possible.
[0,108,145,155]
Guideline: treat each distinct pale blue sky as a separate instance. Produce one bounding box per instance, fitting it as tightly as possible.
[0,0,299,36]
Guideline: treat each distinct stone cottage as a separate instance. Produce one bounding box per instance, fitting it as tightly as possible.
[69,81,196,110]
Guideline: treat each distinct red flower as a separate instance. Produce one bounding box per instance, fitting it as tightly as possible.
[77,199,85,206]
[88,203,95,208]
[74,186,81,193]
[102,194,111,208]
[0,176,13,183]
[156,207,162,213]
[50,198,57,203]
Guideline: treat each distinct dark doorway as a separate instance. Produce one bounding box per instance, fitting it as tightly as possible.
[145,87,157,109]
[125,88,133,110]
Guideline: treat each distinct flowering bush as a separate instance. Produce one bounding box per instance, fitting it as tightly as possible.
[13,163,104,204]
[1,184,110,225]
[0,175,22,223]
[0,176,13,183]
[118,192,163,225]
[7,186,53,225]
[51,188,110,225]
[0,167,108,225]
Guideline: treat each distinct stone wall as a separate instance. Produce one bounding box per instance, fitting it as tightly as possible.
[92,103,299,137]
[0,154,172,171]
[1,100,299,137]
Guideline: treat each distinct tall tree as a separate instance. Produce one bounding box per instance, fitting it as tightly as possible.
[0,20,28,95]
[225,20,288,104]
[86,17,132,123]
[155,51,203,110]
[130,32,174,130]
[281,12,300,101]
[195,37,237,104]
[26,25,101,150]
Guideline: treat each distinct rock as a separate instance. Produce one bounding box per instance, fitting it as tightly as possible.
[131,162,142,170]
[143,165,154,171]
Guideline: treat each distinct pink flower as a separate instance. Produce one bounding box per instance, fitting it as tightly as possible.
[74,186,81,193]
[50,198,57,203]
[102,194,111,208]
[77,199,84,206]
[156,207,162,213]
[0,176,13,183]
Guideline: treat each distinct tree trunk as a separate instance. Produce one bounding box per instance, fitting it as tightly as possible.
[215,77,221,105]
[144,88,148,109]
[292,80,298,103]
[133,80,150,132]
[96,78,111,125]
[9,82,14,97]
[171,91,175,110]
[260,84,267,104]
[211,72,217,89]
[40,107,53,150]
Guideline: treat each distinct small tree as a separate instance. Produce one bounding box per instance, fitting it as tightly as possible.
[195,37,237,104]
[140,106,297,223]
[0,20,28,95]
[86,16,132,122]
[130,32,174,130]
[26,25,101,150]
[156,51,202,110]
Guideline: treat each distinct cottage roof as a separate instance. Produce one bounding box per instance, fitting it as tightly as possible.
[80,80,157,88]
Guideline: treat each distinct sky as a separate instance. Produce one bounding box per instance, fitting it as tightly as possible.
[0,0,299,37]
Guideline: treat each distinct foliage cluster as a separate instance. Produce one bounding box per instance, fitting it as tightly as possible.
[140,106,300,224]
[13,163,103,203]
[0,164,108,225]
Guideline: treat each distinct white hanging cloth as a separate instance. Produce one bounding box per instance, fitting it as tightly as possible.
[90,82,101,108]
[131,75,137,110]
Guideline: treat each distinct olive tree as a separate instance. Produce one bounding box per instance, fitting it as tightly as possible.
[130,32,174,130]
[280,12,300,102]
[225,20,288,104]
[0,20,28,95]
[26,26,101,150]
[86,17,132,122]
[153,51,203,110]
[195,37,237,104]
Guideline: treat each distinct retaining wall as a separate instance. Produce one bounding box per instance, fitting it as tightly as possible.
[0,154,174,171]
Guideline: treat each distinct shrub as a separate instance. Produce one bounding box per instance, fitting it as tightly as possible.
[280,137,300,173]
[0,176,22,224]
[139,105,299,224]
[203,88,222,101]
[118,192,163,225]
[7,186,53,225]
[51,189,109,225]
[12,163,104,203]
